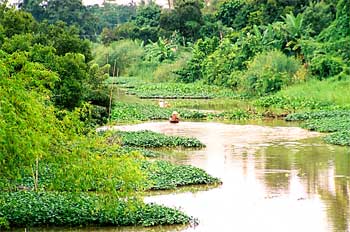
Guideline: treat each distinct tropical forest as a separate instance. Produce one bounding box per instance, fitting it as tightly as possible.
[0,0,350,231]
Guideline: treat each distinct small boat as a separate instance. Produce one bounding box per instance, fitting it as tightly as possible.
[169,118,180,123]
[169,111,180,123]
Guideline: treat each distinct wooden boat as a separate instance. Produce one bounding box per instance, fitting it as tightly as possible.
[169,111,180,123]
[169,118,180,123]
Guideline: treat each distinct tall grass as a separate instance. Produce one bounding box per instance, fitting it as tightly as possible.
[278,77,350,107]
[126,61,158,81]
[93,40,144,76]
[126,46,192,83]
[238,50,305,96]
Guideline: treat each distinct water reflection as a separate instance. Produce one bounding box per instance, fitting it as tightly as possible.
[29,121,350,231]
[116,122,350,232]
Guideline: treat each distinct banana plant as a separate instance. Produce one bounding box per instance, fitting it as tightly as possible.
[144,37,177,62]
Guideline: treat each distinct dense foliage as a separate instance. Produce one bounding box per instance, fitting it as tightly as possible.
[3,0,350,229]
[286,110,350,146]
[111,102,207,122]
[0,192,191,228]
[116,130,205,148]
[125,81,238,99]
[0,4,217,229]
[144,160,221,190]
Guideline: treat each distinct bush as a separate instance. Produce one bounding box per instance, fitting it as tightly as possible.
[93,40,144,76]
[0,216,9,230]
[153,51,191,82]
[310,54,345,79]
[301,1,335,37]
[242,50,304,96]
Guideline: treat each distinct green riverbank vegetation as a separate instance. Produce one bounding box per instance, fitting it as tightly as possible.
[0,3,220,230]
[97,0,350,145]
[1,0,350,229]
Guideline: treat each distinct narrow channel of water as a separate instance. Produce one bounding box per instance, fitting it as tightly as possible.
[114,121,350,232]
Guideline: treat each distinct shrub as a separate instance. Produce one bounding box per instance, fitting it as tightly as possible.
[0,217,9,230]
[301,1,335,37]
[93,40,144,76]
[242,50,303,96]
[177,37,220,83]
[144,38,177,62]
[310,54,345,79]
[153,51,191,82]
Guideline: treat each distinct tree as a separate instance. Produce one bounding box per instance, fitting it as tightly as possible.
[160,0,203,42]
[0,6,37,38]
[319,0,350,41]
[135,2,161,27]
[302,1,335,36]
[22,0,98,39]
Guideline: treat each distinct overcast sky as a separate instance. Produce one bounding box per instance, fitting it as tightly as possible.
[83,0,103,5]
[83,0,167,6]
[8,0,166,7]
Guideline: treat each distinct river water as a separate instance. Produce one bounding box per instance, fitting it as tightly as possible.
[29,87,350,232]
[113,121,350,232]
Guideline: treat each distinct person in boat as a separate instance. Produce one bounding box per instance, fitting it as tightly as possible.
[170,111,180,123]
[159,99,170,108]
[159,99,165,108]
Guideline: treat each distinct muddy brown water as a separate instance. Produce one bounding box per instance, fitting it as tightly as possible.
[28,119,350,232]
[107,121,349,232]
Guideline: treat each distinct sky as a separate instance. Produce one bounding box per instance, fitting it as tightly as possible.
[83,0,167,6]
[8,0,167,7]
[83,0,103,5]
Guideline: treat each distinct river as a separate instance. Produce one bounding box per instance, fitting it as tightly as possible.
[109,121,350,232]
[29,88,350,232]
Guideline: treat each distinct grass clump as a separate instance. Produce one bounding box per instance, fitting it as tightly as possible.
[117,130,205,148]
[0,192,191,228]
[143,160,221,190]
[277,78,350,108]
